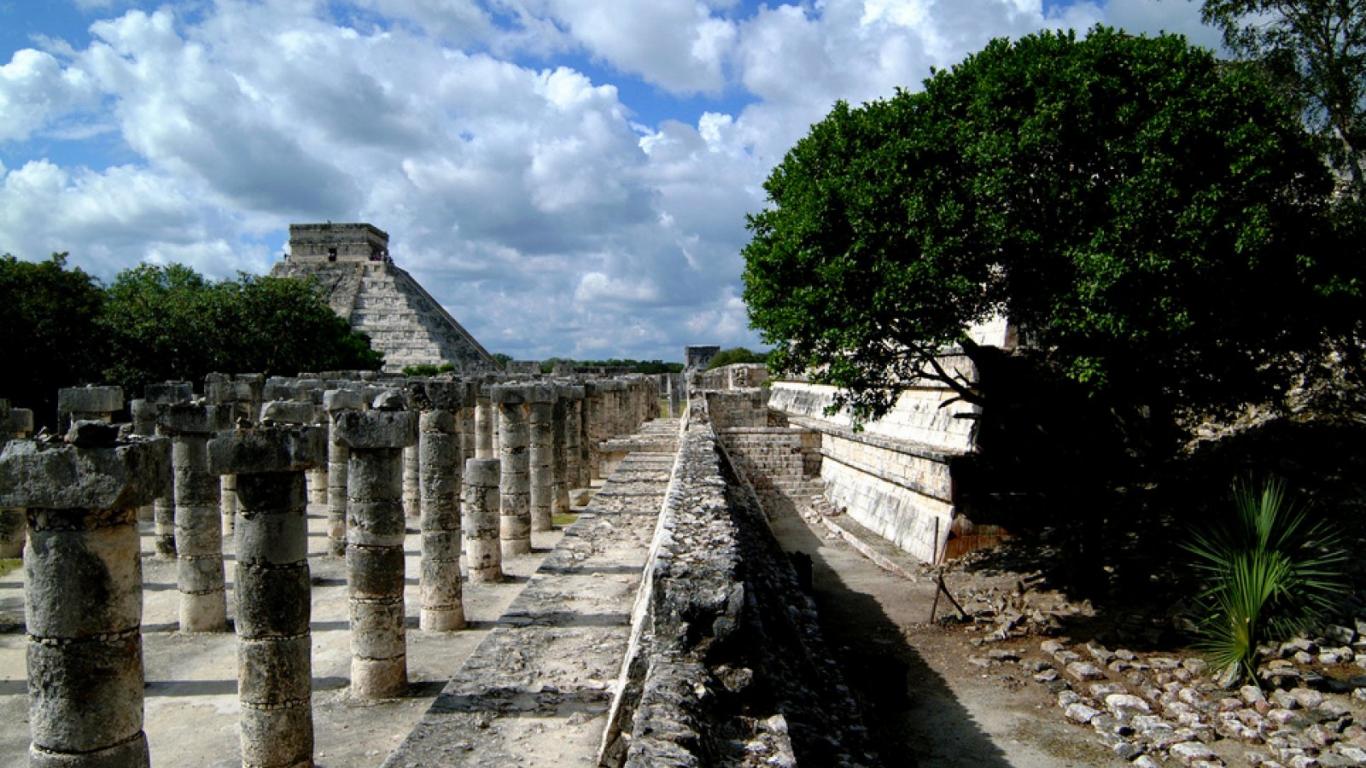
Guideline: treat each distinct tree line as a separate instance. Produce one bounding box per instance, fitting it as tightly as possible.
[0,255,382,428]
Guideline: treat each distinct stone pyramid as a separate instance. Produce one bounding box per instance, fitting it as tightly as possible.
[271,223,495,374]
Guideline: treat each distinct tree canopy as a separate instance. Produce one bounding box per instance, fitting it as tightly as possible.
[1199,0,1366,193]
[742,27,1358,427]
[99,265,383,394]
[0,254,106,427]
[705,347,769,370]
[0,258,382,427]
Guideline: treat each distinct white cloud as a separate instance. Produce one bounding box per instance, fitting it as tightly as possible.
[0,48,99,141]
[0,0,1231,359]
[522,0,737,94]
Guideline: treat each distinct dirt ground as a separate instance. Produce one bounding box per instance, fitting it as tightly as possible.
[0,503,565,767]
[766,502,1126,768]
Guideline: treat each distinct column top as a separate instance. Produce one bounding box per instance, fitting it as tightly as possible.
[57,385,124,414]
[157,402,234,436]
[208,425,326,475]
[0,431,170,509]
[334,410,417,449]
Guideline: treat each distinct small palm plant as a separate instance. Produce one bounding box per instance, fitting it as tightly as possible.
[1184,478,1348,685]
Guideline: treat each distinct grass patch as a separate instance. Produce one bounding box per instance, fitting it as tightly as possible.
[0,558,20,578]
[552,513,579,528]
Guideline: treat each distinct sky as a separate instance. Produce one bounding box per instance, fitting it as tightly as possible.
[0,0,1222,361]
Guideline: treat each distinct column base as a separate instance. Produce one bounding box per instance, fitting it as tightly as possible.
[350,657,407,699]
[30,731,148,768]
[420,607,466,632]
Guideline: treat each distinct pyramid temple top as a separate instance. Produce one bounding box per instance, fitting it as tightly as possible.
[287,222,391,264]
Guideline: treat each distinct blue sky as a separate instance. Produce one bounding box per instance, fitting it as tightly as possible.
[0,0,1221,360]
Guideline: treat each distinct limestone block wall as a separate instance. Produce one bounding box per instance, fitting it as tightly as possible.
[703,389,769,430]
[696,363,769,390]
[767,380,980,454]
[717,427,820,488]
[767,380,977,563]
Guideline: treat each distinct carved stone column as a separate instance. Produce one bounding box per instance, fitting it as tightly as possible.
[0,425,170,768]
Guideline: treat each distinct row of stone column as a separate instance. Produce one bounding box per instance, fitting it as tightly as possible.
[0,372,657,768]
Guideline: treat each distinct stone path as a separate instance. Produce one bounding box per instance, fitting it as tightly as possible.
[383,419,679,768]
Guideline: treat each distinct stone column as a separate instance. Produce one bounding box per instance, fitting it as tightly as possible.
[562,386,585,492]
[463,458,502,583]
[458,380,477,477]
[474,386,495,460]
[56,385,122,431]
[492,384,531,556]
[414,381,465,631]
[0,404,33,558]
[551,387,570,517]
[146,381,193,559]
[335,392,416,699]
[209,424,325,768]
[527,384,555,533]
[160,402,232,633]
[0,426,170,768]
[323,389,363,557]
[584,382,605,481]
[128,400,159,528]
[403,444,420,519]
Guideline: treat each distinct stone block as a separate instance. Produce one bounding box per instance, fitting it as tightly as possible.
[57,385,123,414]
[335,411,416,450]
[491,383,528,405]
[158,403,232,435]
[0,437,170,509]
[208,426,326,476]
[324,388,364,413]
[5,408,34,436]
[145,381,193,405]
[407,380,464,410]
[260,400,320,425]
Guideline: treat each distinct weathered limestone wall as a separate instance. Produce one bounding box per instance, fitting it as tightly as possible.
[696,362,769,390]
[765,380,977,562]
[601,398,874,767]
[703,388,770,430]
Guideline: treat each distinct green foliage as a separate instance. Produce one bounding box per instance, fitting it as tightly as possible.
[1199,0,1366,193]
[0,257,383,422]
[0,253,106,427]
[401,362,456,377]
[1184,479,1348,684]
[490,352,513,370]
[704,347,769,370]
[99,265,382,395]
[743,27,1354,428]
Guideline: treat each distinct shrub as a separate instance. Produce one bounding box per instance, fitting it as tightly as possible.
[1184,479,1348,684]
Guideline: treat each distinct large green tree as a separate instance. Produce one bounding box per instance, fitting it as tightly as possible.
[742,27,1356,431]
[0,253,106,426]
[1199,0,1366,192]
[99,265,383,394]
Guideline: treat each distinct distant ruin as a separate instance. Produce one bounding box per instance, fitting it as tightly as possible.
[272,223,495,374]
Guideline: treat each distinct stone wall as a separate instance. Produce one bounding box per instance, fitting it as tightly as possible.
[703,389,770,430]
[600,397,874,767]
[696,363,769,390]
[763,380,978,563]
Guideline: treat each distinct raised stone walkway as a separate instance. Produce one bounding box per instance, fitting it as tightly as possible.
[383,419,678,767]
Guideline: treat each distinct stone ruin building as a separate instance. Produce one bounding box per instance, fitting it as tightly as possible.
[5,263,1363,768]
[272,223,495,374]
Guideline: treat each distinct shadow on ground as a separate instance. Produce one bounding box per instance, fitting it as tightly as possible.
[764,494,1015,768]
